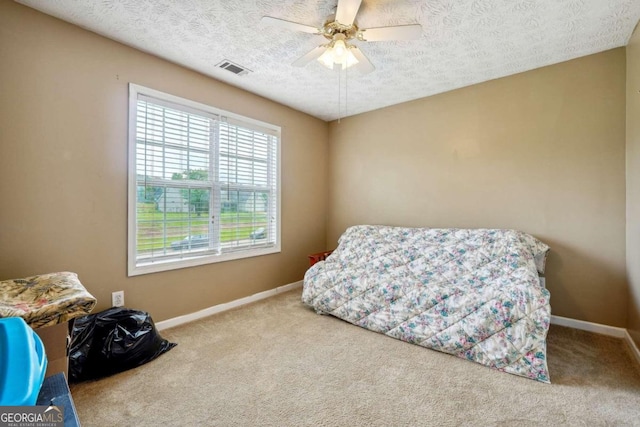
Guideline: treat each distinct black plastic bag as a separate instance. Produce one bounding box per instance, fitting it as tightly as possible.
[69,307,176,382]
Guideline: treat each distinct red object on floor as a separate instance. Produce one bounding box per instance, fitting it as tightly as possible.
[308,251,334,267]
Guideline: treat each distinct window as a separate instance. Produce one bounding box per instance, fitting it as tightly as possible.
[128,84,280,276]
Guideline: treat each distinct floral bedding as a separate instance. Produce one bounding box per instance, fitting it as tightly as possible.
[302,225,551,382]
[0,272,97,328]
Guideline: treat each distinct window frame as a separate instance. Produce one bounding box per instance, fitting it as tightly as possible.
[127,83,281,276]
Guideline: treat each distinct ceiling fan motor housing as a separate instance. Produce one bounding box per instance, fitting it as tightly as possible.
[321,20,359,41]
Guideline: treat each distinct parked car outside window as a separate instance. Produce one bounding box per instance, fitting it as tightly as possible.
[171,235,209,250]
[249,228,266,239]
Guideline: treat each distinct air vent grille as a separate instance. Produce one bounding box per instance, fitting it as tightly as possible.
[217,60,252,76]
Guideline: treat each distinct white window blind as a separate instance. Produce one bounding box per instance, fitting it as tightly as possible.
[128,84,280,276]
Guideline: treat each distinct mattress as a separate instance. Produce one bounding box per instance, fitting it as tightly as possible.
[302,225,552,382]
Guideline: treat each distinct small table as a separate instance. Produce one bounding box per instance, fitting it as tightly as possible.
[36,373,81,427]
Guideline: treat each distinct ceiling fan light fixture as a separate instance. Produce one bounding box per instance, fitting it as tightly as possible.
[317,34,359,70]
[318,48,337,69]
[333,39,347,58]
[342,47,359,69]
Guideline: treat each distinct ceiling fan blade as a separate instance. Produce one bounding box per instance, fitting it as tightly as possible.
[261,16,320,34]
[335,0,362,26]
[292,46,327,67]
[350,46,375,74]
[359,24,423,41]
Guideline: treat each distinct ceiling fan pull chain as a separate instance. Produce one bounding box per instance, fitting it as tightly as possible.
[338,68,342,123]
[345,64,348,118]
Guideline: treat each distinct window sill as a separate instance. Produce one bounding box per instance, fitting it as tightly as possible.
[128,245,281,276]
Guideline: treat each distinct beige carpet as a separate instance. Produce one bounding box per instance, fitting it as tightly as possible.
[70,289,640,426]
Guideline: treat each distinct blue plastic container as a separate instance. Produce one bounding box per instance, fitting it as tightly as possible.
[0,317,48,406]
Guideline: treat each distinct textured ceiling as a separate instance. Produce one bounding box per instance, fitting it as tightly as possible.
[15,0,640,122]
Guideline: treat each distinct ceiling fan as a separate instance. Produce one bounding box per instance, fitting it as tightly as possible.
[261,0,422,74]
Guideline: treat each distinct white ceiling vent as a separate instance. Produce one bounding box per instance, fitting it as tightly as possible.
[217,60,251,76]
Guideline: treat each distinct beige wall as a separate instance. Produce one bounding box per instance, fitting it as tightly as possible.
[328,49,627,326]
[627,24,640,345]
[0,2,329,321]
[0,0,632,330]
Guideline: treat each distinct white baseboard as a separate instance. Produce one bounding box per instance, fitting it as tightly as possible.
[551,315,640,365]
[624,329,640,366]
[155,280,303,331]
[550,315,626,338]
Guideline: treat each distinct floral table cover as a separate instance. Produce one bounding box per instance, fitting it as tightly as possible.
[0,272,96,328]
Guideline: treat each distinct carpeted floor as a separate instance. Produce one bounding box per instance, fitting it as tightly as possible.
[70,289,640,426]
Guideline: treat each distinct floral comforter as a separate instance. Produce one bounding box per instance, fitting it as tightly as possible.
[302,226,552,382]
[0,272,96,328]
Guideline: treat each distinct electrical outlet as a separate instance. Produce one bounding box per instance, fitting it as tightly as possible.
[112,291,125,307]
